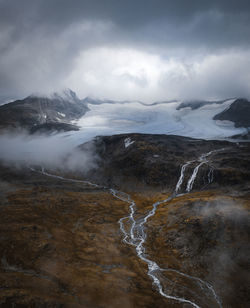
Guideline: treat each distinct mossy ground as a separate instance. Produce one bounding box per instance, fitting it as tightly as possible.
[0,164,249,307]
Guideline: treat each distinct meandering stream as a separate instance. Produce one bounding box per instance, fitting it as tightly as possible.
[30,149,224,308]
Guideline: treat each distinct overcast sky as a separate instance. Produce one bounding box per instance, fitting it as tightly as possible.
[1,0,250,102]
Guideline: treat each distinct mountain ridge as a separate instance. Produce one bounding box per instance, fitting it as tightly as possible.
[0,91,250,138]
[0,90,89,134]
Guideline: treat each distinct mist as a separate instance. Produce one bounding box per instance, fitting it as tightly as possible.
[0,130,97,173]
[193,198,250,298]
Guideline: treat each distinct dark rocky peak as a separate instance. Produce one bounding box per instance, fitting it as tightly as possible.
[213,98,250,127]
[0,89,89,133]
[50,89,84,104]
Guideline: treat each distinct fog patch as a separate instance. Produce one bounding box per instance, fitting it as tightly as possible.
[197,197,248,221]
[0,130,97,173]
[194,198,250,303]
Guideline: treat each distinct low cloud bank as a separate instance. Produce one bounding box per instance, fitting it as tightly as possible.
[194,198,250,301]
[0,130,97,173]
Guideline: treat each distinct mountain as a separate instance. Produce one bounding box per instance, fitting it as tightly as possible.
[213,98,250,127]
[0,89,89,134]
[0,90,250,307]
[1,92,250,139]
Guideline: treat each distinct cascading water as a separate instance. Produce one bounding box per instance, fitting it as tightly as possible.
[176,149,226,193]
[113,150,223,308]
[175,160,194,194]
[207,167,214,184]
[30,148,225,308]
[186,161,206,192]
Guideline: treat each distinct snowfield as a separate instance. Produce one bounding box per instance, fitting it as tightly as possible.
[63,98,246,146]
[0,97,248,172]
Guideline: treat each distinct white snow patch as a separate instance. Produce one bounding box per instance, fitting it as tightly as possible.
[124,137,135,148]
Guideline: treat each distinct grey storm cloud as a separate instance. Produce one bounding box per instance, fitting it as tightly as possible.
[0,0,250,101]
[2,0,250,47]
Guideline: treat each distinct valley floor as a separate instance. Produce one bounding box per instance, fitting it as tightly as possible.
[0,165,249,307]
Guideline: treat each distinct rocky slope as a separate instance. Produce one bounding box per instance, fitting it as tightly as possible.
[0,90,89,134]
[213,98,250,128]
[82,133,250,191]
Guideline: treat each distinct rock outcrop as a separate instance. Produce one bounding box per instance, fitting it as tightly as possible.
[82,133,250,192]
